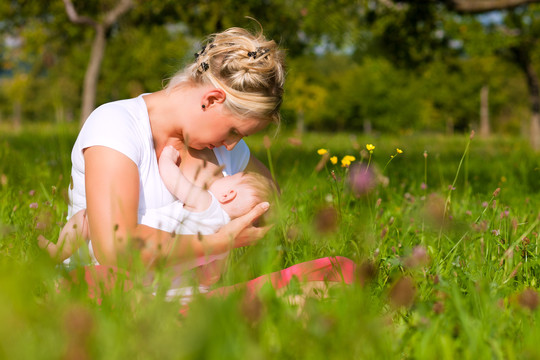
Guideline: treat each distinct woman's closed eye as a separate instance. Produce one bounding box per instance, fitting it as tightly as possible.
[230,128,244,138]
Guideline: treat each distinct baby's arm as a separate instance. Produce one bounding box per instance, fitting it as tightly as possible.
[159,146,212,212]
[38,209,89,262]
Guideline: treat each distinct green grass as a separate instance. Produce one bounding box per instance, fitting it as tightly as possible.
[1,124,539,359]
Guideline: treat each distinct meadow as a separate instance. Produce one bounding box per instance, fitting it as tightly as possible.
[0,123,539,359]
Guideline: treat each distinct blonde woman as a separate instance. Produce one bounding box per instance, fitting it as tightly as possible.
[67,26,285,267]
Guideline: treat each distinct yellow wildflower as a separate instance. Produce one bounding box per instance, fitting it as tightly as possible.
[341,155,356,167]
[366,144,375,151]
[396,148,403,154]
[317,148,328,155]
[330,156,338,165]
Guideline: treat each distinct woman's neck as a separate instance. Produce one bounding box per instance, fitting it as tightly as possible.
[144,89,188,159]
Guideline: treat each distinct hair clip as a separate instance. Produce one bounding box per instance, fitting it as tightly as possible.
[195,44,209,59]
[257,48,270,58]
[200,62,209,72]
[248,48,270,59]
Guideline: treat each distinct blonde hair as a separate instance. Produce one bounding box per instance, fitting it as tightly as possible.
[239,172,277,205]
[167,26,286,125]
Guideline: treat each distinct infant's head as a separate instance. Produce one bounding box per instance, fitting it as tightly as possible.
[209,171,275,219]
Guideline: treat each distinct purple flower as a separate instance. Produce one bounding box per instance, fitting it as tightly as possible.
[348,164,376,197]
[420,183,427,190]
[404,246,430,268]
[29,203,38,209]
[35,222,46,230]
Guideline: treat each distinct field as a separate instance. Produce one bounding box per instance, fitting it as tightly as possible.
[1,124,539,359]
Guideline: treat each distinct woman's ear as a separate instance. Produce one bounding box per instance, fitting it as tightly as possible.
[203,88,226,108]
[218,189,237,204]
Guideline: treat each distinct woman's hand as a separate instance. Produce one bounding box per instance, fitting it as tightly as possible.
[216,202,271,249]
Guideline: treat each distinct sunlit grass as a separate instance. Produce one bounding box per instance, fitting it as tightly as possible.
[1,124,539,358]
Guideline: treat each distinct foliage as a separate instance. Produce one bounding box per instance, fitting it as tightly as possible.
[1,126,540,358]
[0,1,539,135]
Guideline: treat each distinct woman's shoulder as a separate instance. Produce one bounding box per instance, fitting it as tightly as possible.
[83,96,149,134]
[90,96,145,121]
[75,95,151,164]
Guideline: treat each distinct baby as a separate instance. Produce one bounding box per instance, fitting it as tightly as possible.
[38,145,276,276]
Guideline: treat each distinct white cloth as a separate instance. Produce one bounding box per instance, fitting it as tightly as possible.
[65,93,250,267]
[140,193,230,235]
[68,93,250,221]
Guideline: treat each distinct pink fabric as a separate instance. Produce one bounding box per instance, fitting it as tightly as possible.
[206,256,356,298]
[66,257,357,307]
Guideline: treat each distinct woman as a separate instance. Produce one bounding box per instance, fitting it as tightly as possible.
[68,26,285,267]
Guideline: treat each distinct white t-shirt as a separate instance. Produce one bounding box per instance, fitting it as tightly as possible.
[68,93,250,221]
[66,94,250,266]
[140,193,231,235]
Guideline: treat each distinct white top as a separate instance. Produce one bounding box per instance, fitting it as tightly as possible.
[66,94,250,266]
[140,193,231,235]
[68,93,250,221]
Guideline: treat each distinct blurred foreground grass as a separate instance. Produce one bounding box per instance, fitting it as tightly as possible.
[0,123,539,359]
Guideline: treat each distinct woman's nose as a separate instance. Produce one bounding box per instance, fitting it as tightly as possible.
[224,137,241,150]
[224,138,241,151]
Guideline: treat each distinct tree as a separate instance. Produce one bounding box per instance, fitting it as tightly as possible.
[282,66,328,134]
[503,8,540,149]
[446,2,540,149]
[446,0,540,13]
[62,0,134,124]
[367,0,540,149]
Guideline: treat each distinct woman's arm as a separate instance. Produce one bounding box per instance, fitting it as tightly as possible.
[84,146,269,267]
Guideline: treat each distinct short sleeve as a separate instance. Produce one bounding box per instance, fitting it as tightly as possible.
[77,103,142,166]
[213,139,250,176]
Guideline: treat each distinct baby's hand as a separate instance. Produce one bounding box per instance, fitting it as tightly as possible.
[161,145,180,163]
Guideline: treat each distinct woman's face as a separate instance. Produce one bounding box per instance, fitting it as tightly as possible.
[186,107,269,151]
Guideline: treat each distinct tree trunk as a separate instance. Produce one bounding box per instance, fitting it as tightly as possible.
[363,119,372,135]
[524,63,540,150]
[81,24,106,124]
[513,46,540,150]
[296,109,305,135]
[531,113,540,150]
[480,84,490,137]
[12,101,22,131]
[62,0,133,126]
[449,0,540,13]
[446,117,454,135]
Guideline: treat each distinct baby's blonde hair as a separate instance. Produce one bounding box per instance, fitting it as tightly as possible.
[239,171,277,205]
[167,26,286,125]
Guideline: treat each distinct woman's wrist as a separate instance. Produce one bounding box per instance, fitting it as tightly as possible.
[197,231,235,256]
[137,226,233,267]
